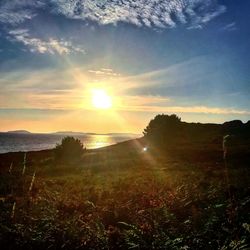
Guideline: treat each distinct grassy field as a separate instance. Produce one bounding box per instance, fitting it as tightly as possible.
[0,139,249,249]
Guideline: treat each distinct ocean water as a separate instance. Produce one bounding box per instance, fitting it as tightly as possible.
[0,133,139,153]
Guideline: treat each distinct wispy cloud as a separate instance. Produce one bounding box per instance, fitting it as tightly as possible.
[0,0,44,25]
[88,68,120,77]
[221,22,237,31]
[50,0,226,29]
[115,56,212,93]
[120,105,250,115]
[8,29,85,55]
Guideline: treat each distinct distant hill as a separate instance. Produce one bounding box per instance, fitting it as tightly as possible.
[6,130,31,134]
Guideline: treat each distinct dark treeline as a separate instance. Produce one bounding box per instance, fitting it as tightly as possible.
[143,114,250,148]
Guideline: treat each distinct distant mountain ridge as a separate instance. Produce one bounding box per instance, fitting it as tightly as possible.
[6,130,31,134]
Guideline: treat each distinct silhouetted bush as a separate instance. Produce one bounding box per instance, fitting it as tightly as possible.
[143,114,182,147]
[222,120,244,134]
[54,137,86,164]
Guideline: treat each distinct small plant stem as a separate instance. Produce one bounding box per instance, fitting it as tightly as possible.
[22,153,26,175]
[9,162,13,174]
[11,201,16,219]
[29,171,36,193]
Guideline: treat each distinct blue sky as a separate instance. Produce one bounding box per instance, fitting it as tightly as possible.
[0,0,249,133]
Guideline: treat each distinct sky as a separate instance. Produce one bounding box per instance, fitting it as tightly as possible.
[0,0,249,133]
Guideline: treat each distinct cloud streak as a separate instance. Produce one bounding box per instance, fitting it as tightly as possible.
[88,69,121,77]
[8,29,85,55]
[120,105,250,115]
[222,22,237,31]
[0,0,44,25]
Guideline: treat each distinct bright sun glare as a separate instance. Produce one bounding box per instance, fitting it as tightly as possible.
[91,89,112,109]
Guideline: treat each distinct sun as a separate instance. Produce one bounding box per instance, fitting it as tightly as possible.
[91,89,112,109]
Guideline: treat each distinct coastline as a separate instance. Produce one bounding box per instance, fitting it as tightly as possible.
[0,138,143,170]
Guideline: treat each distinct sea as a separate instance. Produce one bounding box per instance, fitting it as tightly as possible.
[0,133,140,154]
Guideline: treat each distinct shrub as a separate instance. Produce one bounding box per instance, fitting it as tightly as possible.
[222,120,244,134]
[54,137,86,164]
[143,114,182,147]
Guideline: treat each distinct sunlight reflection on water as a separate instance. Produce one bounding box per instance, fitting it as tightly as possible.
[87,134,114,149]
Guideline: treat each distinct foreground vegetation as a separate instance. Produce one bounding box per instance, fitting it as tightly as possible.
[0,137,249,249]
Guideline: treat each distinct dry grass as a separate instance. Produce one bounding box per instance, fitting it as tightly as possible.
[0,141,249,249]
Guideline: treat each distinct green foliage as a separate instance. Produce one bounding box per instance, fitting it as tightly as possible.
[54,136,85,164]
[143,114,182,147]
